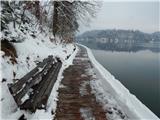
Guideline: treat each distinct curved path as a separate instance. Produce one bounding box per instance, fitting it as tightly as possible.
[54,46,107,120]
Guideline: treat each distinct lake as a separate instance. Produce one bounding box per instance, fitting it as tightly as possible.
[92,49,160,117]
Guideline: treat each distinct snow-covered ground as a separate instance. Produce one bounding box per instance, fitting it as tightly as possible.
[1,39,159,120]
[0,9,78,119]
[0,2,79,119]
[80,44,159,120]
[0,35,78,120]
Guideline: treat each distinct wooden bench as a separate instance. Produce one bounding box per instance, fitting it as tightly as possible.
[8,55,62,112]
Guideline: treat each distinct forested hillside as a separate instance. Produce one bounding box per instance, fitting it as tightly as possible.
[77,29,160,52]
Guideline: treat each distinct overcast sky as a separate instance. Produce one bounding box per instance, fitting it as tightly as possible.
[79,1,159,34]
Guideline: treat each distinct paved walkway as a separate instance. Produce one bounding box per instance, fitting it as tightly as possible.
[54,46,107,120]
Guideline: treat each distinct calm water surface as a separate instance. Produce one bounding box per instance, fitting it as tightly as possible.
[92,49,160,117]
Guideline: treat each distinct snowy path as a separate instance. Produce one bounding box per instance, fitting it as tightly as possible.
[54,45,159,120]
[54,46,107,120]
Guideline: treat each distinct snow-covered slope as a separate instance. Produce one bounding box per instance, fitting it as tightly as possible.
[0,29,77,119]
[80,44,159,120]
[0,5,78,119]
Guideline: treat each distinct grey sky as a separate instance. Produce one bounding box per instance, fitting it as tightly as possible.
[79,1,159,34]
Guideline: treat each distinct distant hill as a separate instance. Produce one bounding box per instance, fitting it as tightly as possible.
[151,31,160,41]
[77,29,160,42]
[77,29,160,52]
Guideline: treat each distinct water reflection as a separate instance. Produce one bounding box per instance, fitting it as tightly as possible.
[80,41,160,53]
[91,48,160,117]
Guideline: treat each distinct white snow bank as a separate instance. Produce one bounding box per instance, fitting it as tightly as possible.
[79,44,159,120]
[0,41,78,120]
[0,24,77,120]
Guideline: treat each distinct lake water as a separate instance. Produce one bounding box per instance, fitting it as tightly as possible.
[92,49,160,117]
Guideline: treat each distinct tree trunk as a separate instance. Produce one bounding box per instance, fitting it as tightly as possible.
[52,1,59,36]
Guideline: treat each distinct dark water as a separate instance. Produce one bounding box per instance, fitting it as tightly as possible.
[92,49,160,117]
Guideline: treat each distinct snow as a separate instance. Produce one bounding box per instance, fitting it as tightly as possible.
[21,94,29,103]
[0,7,78,119]
[0,40,78,120]
[0,38,77,119]
[90,79,128,120]
[80,107,95,120]
[79,81,89,96]
[79,44,159,120]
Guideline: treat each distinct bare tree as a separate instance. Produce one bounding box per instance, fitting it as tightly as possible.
[51,0,101,43]
[52,1,60,36]
[73,1,101,26]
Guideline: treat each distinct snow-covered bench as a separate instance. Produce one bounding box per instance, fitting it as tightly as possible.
[8,56,62,112]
